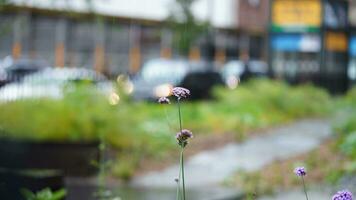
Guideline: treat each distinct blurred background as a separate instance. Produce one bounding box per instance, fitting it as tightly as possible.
[0,0,355,93]
[0,0,356,200]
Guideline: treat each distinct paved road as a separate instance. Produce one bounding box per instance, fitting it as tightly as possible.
[126,119,332,199]
[133,119,331,188]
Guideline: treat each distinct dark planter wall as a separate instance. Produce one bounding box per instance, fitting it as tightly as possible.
[0,139,99,176]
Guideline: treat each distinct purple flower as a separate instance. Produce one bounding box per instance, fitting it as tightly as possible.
[158,97,170,104]
[172,87,190,99]
[294,167,307,177]
[332,190,353,200]
[176,129,193,147]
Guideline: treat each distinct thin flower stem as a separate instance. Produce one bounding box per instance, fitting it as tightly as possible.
[177,98,186,200]
[181,147,186,200]
[176,181,180,200]
[176,149,182,200]
[301,177,309,200]
[177,98,183,132]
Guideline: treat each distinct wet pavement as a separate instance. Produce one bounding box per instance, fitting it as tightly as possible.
[127,119,332,200]
[133,119,331,188]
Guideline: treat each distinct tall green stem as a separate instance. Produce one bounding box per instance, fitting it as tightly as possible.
[176,149,182,200]
[181,147,186,200]
[177,99,183,132]
[301,177,309,200]
[177,99,186,200]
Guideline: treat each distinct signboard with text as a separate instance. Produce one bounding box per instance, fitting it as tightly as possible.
[350,36,356,56]
[271,34,320,52]
[272,0,322,33]
[325,32,348,52]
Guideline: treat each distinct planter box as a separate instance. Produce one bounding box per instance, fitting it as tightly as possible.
[0,139,99,176]
[0,169,64,200]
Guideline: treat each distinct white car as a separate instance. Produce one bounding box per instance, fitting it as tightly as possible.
[132,59,191,100]
[0,68,115,102]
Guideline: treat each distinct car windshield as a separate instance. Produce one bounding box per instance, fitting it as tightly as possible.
[222,61,244,77]
[140,60,188,83]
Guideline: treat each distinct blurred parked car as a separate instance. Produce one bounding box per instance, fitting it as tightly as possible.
[0,59,4,86]
[0,68,115,102]
[221,60,268,89]
[0,58,47,87]
[132,58,223,100]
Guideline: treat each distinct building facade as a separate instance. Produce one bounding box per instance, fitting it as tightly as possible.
[237,0,270,60]
[269,0,349,93]
[0,0,246,77]
[349,0,356,85]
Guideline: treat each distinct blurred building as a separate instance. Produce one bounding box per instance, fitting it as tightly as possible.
[269,0,350,93]
[1,0,266,76]
[2,0,355,93]
[349,0,356,85]
[237,0,270,60]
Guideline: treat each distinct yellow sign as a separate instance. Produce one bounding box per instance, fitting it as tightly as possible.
[326,32,348,52]
[272,0,321,29]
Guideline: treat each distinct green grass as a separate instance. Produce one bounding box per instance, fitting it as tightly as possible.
[333,87,356,164]
[0,79,333,179]
[226,84,356,196]
[150,79,332,140]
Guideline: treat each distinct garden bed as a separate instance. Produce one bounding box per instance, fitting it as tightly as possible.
[0,79,335,179]
[0,139,99,176]
[0,169,64,200]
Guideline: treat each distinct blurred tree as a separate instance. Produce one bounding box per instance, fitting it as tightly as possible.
[167,0,209,56]
[0,0,14,48]
[0,0,11,7]
[0,0,9,5]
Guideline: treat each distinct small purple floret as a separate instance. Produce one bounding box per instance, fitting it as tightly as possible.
[172,87,190,99]
[176,129,193,147]
[158,97,170,104]
[332,190,353,200]
[176,129,193,141]
[294,167,307,177]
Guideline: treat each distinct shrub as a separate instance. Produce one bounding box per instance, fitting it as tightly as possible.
[187,79,332,137]
[0,79,333,179]
[332,85,356,175]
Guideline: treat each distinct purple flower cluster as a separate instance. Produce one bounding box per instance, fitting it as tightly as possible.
[332,190,353,200]
[294,166,307,177]
[292,167,353,200]
[172,87,190,99]
[176,129,193,147]
[158,97,170,104]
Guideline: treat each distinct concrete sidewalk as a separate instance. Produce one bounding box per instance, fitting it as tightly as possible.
[127,119,332,200]
[133,119,332,188]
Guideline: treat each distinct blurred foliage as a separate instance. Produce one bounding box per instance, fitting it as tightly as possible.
[0,82,175,179]
[334,87,356,163]
[0,79,333,179]
[0,0,10,5]
[227,84,356,195]
[183,79,332,139]
[0,84,131,145]
[226,140,350,197]
[21,188,66,200]
[167,0,209,55]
